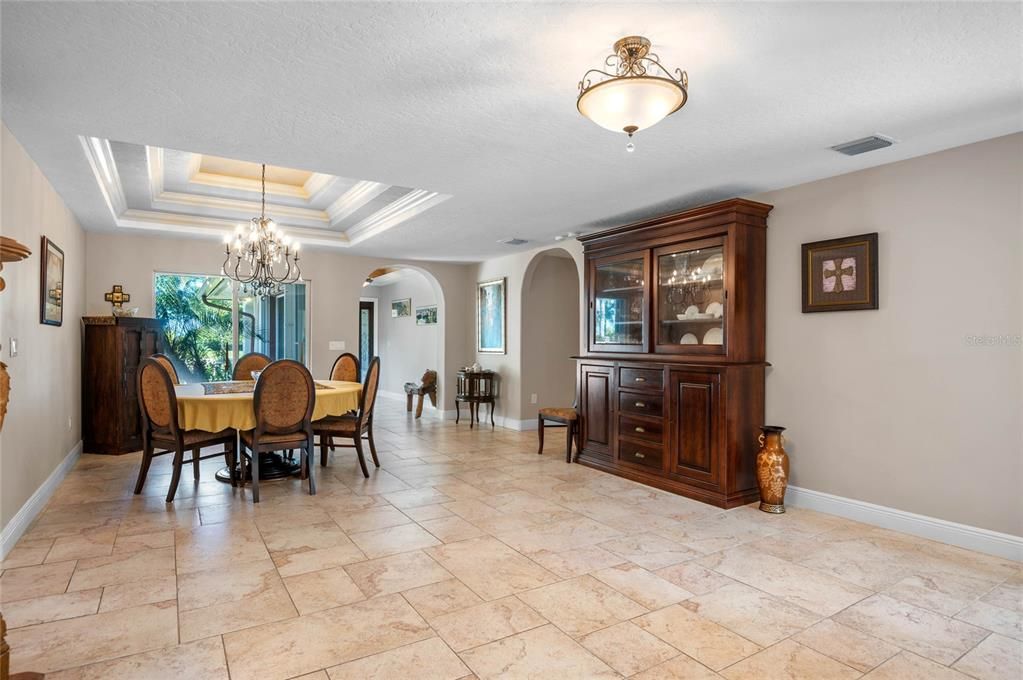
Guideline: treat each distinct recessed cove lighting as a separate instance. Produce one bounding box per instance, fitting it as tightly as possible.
[498,238,529,246]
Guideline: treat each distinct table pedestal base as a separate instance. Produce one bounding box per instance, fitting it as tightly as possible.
[215,451,300,483]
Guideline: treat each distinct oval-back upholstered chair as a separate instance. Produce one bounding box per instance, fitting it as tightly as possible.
[240,359,316,502]
[135,358,237,502]
[232,352,272,381]
[314,356,381,478]
[330,352,360,382]
[151,353,180,384]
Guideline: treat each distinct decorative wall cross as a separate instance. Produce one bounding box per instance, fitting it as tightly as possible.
[104,284,131,307]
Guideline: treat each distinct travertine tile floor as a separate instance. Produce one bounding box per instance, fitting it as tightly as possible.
[1,399,1020,679]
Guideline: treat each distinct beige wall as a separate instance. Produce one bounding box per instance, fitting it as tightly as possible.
[752,133,1022,535]
[0,124,87,533]
[84,232,473,412]
[471,244,584,426]
[374,271,441,399]
[521,253,580,418]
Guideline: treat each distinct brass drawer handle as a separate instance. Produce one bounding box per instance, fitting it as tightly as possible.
[634,452,646,459]
[634,377,646,382]
[634,401,646,408]
[634,426,646,433]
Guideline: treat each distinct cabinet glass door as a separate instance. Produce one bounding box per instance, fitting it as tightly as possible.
[592,255,647,350]
[656,241,726,352]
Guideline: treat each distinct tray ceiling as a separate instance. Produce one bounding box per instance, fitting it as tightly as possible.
[81,137,450,248]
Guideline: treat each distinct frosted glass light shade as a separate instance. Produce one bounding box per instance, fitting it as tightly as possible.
[577,76,685,134]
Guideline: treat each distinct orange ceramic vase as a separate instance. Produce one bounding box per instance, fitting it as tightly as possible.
[756,425,788,513]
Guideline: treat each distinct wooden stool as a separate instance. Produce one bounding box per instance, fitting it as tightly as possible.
[403,369,438,418]
[537,407,579,463]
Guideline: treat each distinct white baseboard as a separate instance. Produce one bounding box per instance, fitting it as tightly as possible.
[786,485,1023,562]
[1,440,82,559]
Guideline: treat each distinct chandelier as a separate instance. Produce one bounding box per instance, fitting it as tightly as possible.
[577,36,688,151]
[222,164,302,296]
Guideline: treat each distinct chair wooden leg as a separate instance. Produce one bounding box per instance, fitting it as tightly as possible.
[226,441,237,487]
[537,416,544,454]
[428,390,437,407]
[166,446,185,503]
[192,446,201,481]
[251,450,260,503]
[306,437,316,495]
[415,393,425,418]
[367,425,380,468]
[320,435,329,467]
[574,423,581,461]
[406,392,413,412]
[134,437,154,495]
[565,422,573,463]
[353,435,370,478]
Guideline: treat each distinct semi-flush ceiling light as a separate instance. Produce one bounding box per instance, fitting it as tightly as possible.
[577,36,688,152]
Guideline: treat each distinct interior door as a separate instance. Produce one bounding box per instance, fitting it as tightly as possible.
[668,368,722,488]
[358,300,375,380]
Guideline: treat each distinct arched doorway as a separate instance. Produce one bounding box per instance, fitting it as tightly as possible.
[359,265,446,415]
[520,248,581,420]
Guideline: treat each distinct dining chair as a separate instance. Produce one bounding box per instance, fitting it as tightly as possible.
[233,352,272,381]
[240,359,316,502]
[314,356,381,478]
[330,352,360,382]
[135,358,237,502]
[151,353,180,384]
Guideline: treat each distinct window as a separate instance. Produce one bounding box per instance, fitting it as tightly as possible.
[154,273,308,383]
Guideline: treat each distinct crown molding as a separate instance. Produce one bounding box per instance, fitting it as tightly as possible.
[327,180,391,224]
[346,189,450,245]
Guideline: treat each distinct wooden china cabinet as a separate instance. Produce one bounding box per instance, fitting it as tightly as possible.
[575,198,771,508]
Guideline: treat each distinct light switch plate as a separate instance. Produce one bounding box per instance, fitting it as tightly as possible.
[8,337,17,358]
[328,340,346,351]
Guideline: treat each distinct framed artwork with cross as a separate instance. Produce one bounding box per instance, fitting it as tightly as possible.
[104,284,131,308]
[801,233,878,312]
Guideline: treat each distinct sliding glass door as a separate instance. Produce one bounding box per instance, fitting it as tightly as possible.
[154,272,308,383]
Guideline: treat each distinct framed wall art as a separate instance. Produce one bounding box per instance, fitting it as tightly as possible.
[801,232,878,313]
[416,305,437,325]
[40,236,65,326]
[391,298,411,318]
[476,278,506,353]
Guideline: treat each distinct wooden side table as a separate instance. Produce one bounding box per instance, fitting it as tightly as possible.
[455,369,496,428]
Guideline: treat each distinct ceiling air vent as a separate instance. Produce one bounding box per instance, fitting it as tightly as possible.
[498,238,528,246]
[831,135,894,156]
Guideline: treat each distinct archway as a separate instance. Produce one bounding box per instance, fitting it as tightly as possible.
[358,265,446,416]
[520,248,581,420]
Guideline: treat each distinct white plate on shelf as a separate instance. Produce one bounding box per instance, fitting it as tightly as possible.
[702,254,724,277]
[705,301,723,318]
[703,327,723,345]
[684,305,700,318]
[680,333,698,344]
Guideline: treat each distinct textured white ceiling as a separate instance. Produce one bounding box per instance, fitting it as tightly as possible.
[2,2,1020,261]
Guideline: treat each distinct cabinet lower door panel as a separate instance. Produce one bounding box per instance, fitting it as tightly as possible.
[668,370,721,488]
[580,364,612,457]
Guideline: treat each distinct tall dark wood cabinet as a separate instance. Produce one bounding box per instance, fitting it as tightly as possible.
[82,316,163,454]
[575,198,771,508]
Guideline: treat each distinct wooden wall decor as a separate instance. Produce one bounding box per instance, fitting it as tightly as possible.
[575,198,772,509]
[104,284,132,308]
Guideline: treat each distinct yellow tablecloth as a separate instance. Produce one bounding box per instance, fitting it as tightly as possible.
[175,380,361,432]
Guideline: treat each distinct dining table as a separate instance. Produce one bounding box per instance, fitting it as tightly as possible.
[174,378,362,482]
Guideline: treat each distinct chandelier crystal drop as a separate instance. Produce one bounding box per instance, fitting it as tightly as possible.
[222,164,302,297]
[577,36,689,149]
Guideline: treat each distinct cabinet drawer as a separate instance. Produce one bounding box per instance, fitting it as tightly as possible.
[618,392,663,417]
[620,367,663,390]
[619,414,663,443]
[618,438,663,470]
